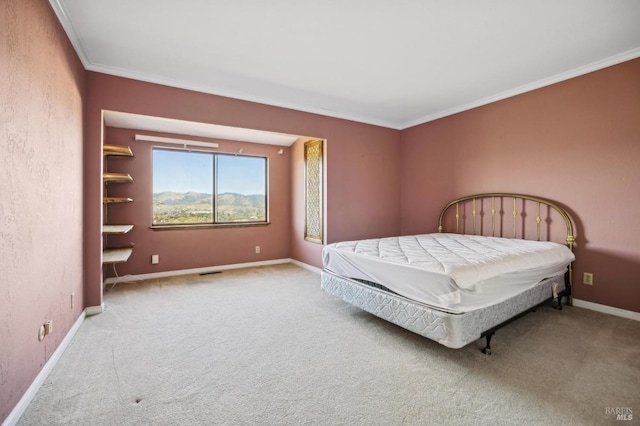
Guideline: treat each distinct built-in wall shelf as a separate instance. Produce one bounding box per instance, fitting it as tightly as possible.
[103,144,133,157]
[102,224,134,234]
[103,247,133,264]
[103,172,133,184]
[103,142,134,269]
[103,196,133,204]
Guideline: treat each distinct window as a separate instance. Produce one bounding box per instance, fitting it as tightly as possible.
[152,148,267,226]
[304,139,323,243]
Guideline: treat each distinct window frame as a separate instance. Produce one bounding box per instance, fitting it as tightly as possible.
[150,147,269,229]
[304,139,323,243]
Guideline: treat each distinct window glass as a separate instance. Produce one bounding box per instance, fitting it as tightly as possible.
[152,148,267,226]
[304,140,323,243]
[216,154,266,223]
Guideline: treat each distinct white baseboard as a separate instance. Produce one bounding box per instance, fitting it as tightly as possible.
[2,311,86,426]
[290,259,322,274]
[3,258,321,425]
[99,264,638,323]
[84,303,104,316]
[103,258,293,284]
[573,299,640,322]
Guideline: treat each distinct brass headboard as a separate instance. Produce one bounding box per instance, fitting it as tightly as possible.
[438,193,576,286]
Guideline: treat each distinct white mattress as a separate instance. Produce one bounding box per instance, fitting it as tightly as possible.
[322,233,575,313]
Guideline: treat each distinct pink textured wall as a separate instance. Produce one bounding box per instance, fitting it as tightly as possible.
[103,127,291,277]
[4,4,637,422]
[0,0,85,421]
[400,58,640,313]
[85,73,401,306]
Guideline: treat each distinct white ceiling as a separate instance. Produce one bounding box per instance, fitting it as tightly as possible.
[52,0,640,130]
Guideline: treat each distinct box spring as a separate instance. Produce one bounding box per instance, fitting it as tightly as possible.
[321,270,565,349]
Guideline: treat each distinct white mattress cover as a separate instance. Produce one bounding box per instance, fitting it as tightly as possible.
[322,233,575,313]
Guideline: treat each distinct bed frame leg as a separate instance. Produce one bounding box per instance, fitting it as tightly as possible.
[555,272,571,310]
[478,291,567,355]
[481,333,493,355]
[554,294,564,310]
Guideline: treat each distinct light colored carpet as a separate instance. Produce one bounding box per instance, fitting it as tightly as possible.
[18,264,640,425]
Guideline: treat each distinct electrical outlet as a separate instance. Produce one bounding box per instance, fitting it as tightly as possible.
[583,272,593,285]
[255,246,260,254]
[71,292,74,309]
[151,254,159,264]
[44,321,53,336]
[38,325,46,341]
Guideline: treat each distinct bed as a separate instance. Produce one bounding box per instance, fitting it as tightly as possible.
[321,193,576,354]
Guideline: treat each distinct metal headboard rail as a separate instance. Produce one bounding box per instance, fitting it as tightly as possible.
[437,193,576,287]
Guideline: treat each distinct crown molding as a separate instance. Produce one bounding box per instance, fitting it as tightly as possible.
[49,0,91,67]
[400,47,640,129]
[48,0,397,129]
[85,62,402,130]
[47,0,640,132]
[76,46,640,131]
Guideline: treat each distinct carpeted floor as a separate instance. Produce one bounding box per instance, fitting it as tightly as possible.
[18,264,640,425]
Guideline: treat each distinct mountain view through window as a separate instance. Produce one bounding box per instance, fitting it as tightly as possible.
[152,149,266,225]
